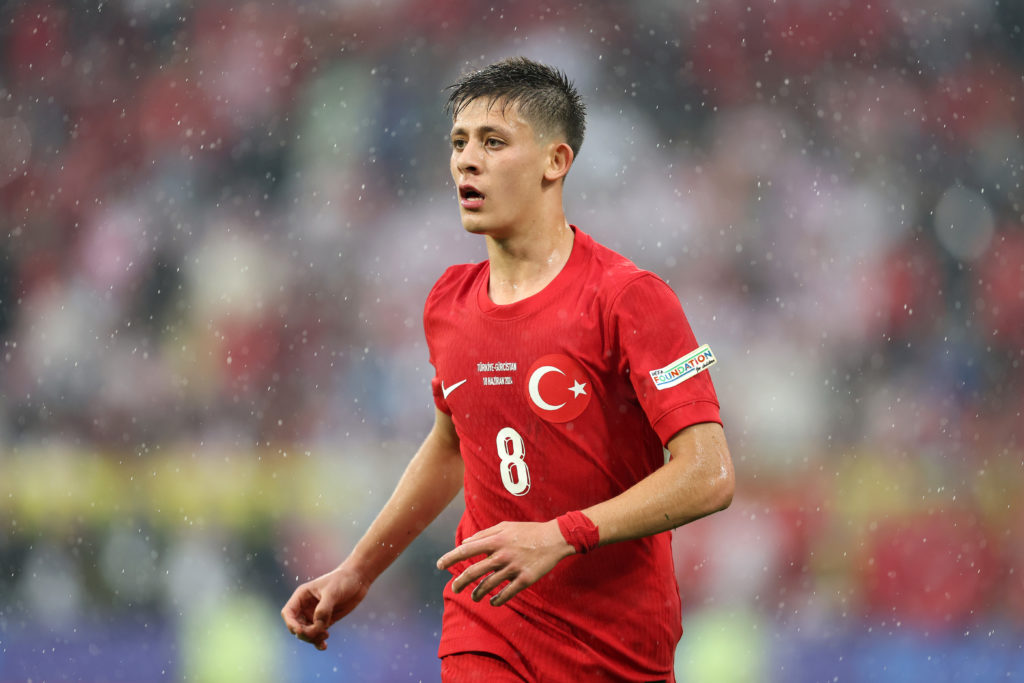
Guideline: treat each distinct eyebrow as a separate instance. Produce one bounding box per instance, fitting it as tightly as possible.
[450,124,507,137]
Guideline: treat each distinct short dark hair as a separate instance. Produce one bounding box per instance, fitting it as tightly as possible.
[445,57,586,158]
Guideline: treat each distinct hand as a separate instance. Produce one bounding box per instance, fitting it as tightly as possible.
[436,520,574,607]
[280,566,369,651]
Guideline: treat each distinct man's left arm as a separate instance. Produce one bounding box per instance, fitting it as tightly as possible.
[583,421,733,544]
[436,421,733,605]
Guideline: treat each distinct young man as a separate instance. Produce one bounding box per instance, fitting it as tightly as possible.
[281,57,734,682]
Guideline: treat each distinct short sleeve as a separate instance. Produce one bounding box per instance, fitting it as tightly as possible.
[429,372,453,415]
[608,274,721,445]
[424,282,453,416]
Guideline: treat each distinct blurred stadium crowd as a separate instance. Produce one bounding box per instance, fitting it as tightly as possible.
[1,0,1022,680]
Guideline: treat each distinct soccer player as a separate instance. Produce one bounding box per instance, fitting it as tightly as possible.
[281,57,734,682]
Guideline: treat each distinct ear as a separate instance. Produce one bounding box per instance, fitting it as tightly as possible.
[543,142,574,182]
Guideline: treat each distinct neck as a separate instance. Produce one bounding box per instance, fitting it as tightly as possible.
[485,217,574,305]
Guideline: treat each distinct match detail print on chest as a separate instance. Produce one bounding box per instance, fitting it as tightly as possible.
[439,357,520,405]
[476,360,519,387]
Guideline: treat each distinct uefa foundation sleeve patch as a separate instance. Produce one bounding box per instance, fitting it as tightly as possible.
[649,344,717,390]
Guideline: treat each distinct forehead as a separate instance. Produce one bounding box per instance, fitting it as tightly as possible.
[450,97,533,134]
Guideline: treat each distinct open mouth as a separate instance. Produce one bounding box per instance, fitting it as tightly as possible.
[459,185,485,208]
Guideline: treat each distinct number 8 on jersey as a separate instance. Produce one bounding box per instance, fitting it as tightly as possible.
[495,427,530,496]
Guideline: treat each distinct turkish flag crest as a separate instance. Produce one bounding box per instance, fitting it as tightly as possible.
[525,354,592,423]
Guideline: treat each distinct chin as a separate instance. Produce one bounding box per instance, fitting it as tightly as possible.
[459,214,492,234]
[459,210,512,238]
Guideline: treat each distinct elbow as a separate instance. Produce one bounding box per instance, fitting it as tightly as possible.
[710,436,735,513]
[708,462,735,514]
[714,475,734,512]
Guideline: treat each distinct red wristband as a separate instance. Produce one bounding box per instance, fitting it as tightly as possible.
[556,510,600,554]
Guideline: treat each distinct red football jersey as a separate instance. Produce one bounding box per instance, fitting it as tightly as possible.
[425,227,721,681]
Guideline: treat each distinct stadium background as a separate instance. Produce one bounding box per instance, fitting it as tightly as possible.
[1,0,1022,680]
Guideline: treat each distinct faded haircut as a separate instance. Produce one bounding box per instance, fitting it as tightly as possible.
[444,56,586,158]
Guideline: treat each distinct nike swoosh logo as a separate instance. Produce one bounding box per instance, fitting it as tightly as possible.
[442,379,468,399]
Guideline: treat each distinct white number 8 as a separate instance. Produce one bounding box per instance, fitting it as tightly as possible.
[495,427,530,496]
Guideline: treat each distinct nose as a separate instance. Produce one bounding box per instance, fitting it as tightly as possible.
[455,141,482,174]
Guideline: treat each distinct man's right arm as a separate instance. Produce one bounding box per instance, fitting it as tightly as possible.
[281,408,463,650]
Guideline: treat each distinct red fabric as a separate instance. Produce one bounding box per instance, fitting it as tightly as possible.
[441,652,526,682]
[424,227,721,680]
[557,510,600,554]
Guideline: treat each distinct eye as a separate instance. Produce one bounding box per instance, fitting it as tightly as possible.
[485,137,505,149]
[451,138,467,151]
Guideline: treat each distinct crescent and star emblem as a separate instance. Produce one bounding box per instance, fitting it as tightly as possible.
[525,355,592,423]
[528,366,567,411]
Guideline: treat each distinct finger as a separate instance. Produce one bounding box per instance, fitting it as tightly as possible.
[281,593,312,633]
[295,620,326,641]
[296,615,333,646]
[437,538,491,571]
[312,630,330,651]
[452,556,503,594]
[489,575,531,607]
[312,596,333,627]
[461,523,504,544]
[438,524,505,568]
[281,606,298,634]
[297,629,329,651]
[471,566,514,602]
